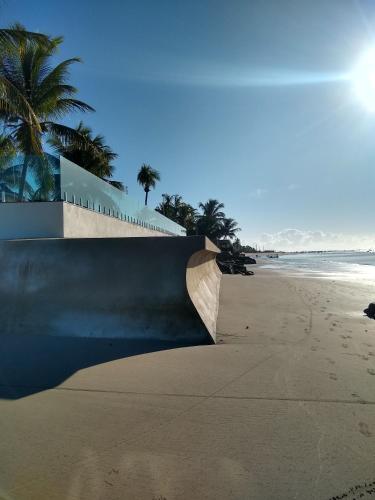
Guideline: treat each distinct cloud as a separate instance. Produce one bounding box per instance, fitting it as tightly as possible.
[249,188,268,199]
[258,228,375,251]
[287,183,299,191]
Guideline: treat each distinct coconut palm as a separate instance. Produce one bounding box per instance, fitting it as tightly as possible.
[198,199,225,219]
[0,25,94,200]
[0,24,52,52]
[156,193,197,233]
[176,202,197,235]
[137,164,160,205]
[196,199,225,241]
[49,121,124,190]
[156,193,175,219]
[156,193,182,219]
[219,218,241,240]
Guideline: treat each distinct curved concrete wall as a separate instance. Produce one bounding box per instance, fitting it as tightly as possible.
[0,236,221,344]
[186,240,221,342]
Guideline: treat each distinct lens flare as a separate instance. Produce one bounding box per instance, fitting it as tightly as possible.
[352,47,375,111]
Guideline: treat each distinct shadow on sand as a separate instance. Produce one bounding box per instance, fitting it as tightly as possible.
[0,335,198,400]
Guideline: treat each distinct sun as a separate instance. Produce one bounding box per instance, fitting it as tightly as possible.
[352,47,375,112]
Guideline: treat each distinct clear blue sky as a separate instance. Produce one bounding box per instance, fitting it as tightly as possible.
[2,0,375,250]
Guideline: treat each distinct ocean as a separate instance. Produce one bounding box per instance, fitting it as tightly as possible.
[260,251,375,285]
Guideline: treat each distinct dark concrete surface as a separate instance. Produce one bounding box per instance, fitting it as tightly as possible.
[0,236,220,344]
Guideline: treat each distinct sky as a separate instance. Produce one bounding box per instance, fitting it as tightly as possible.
[2,0,375,250]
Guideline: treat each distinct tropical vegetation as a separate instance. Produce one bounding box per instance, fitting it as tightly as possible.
[49,122,124,190]
[0,24,122,200]
[156,194,242,243]
[137,164,160,205]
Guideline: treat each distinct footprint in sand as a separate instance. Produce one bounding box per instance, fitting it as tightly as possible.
[329,328,335,332]
[311,346,317,351]
[367,368,375,375]
[352,392,360,398]
[342,343,348,349]
[326,358,335,365]
[359,422,372,437]
[329,373,338,381]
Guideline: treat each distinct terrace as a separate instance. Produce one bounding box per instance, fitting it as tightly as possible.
[0,153,186,237]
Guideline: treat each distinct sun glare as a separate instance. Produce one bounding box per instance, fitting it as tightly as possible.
[353,47,375,112]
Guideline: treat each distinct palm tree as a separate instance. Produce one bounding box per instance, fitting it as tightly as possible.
[137,164,160,205]
[196,199,225,241]
[0,25,94,200]
[0,24,53,51]
[156,193,182,219]
[176,202,197,235]
[198,199,225,219]
[156,193,176,219]
[219,218,241,240]
[49,121,124,190]
[156,193,197,232]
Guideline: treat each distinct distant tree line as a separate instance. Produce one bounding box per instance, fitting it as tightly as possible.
[156,194,247,244]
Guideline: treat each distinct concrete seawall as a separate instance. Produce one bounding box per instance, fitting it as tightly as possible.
[0,202,169,239]
[0,236,221,344]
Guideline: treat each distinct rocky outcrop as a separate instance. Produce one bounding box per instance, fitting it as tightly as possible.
[364,303,375,319]
[216,243,256,276]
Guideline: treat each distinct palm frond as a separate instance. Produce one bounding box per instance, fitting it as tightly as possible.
[36,58,82,101]
[0,25,55,52]
[106,179,124,191]
[0,76,42,133]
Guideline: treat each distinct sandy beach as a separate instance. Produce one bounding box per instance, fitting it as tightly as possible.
[1,267,375,499]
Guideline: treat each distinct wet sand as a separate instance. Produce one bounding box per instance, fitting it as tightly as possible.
[1,268,375,499]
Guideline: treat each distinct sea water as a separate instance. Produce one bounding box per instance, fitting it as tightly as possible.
[260,251,375,285]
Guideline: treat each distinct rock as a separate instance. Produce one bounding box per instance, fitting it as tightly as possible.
[216,250,255,276]
[364,303,375,319]
[217,261,234,274]
[233,263,247,274]
[236,254,256,265]
[217,251,233,262]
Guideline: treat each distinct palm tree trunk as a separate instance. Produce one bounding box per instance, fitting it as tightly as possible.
[145,189,149,206]
[17,156,29,201]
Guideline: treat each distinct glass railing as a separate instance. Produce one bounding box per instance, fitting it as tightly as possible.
[0,154,186,236]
